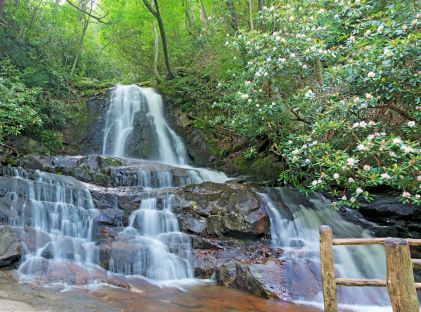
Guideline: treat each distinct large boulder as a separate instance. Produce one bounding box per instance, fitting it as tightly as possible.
[174,182,270,238]
[0,225,22,268]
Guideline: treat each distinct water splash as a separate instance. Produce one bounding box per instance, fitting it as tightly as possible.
[258,188,391,310]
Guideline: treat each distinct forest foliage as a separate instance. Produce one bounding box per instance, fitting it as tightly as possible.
[0,0,419,206]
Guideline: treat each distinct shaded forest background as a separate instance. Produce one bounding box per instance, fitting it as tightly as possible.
[0,0,419,206]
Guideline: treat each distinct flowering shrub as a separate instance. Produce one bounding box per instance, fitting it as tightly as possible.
[209,0,420,206]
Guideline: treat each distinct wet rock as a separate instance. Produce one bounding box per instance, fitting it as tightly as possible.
[80,90,111,155]
[217,261,237,287]
[193,238,272,279]
[17,155,197,188]
[234,259,288,300]
[175,182,269,238]
[0,225,22,268]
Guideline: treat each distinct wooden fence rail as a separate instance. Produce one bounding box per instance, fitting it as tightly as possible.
[319,225,421,312]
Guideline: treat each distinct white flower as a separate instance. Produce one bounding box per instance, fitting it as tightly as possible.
[312,180,318,186]
[400,145,413,153]
[305,90,316,98]
[350,197,356,203]
[341,195,347,200]
[333,173,340,180]
[288,140,293,144]
[289,16,295,22]
[417,176,421,182]
[361,103,367,109]
[367,72,376,78]
[380,173,391,180]
[383,48,393,57]
[349,35,356,42]
[348,177,355,183]
[407,121,416,127]
[367,134,375,140]
[267,57,272,62]
[357,144,367,151]
[290,53,296,58]
[363,165,371,171]
[377,25,384,32]
[292,149,299,155]
[347,158,357,166]
[279,57,287,63]
[352,122,360,128]
[389,151,397,157]
[368,121,376,126]
[392,138,402,144]
[416,194,420,199]
[402,24,408,31]
[365,93,373,99]
[356,187,364,194]
[364,30,372,36]
[359,121,367,128]
[402,192,411,199]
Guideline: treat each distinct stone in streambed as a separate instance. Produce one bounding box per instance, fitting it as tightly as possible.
[0,225,22,269]
[234,259,288,300]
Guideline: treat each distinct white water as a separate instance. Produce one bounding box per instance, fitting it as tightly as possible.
[101,85,225,282]
[2,167,102,285]
[1,84,400,310]
[259,189,393,311]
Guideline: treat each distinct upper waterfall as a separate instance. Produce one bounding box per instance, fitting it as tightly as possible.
[102,85,188,166]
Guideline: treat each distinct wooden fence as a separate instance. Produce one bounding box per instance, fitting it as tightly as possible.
[319,225,421,312]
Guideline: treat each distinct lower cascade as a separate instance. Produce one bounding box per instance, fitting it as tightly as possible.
[0,84,399,311]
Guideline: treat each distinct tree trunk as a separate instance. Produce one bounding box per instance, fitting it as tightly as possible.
[248,0,254,31]
[152,21,163,83]
[199,0,207,23]
[70,0,92,75]
[0,0,4,20]
[142,0,174,79]
[257,0,266,31]
[226,0,238,31]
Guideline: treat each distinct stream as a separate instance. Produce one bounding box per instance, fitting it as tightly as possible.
[0,85,396,311]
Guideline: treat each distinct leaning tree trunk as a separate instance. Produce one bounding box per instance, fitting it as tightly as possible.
[70,1,92,75]
[152,21,163,83]
[142,0,174,79]
[199,0,207,23]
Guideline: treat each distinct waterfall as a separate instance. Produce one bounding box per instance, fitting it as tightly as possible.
[2,167,101,285]
[102,85,188,165]
[259,189,392,310]
[100,84,225,282]
[1,83,398,310]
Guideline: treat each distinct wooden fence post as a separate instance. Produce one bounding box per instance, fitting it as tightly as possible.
[320,225,338,312]
[384,238,419,312]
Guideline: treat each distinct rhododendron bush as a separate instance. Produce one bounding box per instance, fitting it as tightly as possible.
[209,0,420,206]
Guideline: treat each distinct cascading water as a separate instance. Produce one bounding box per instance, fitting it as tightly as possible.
[102,85,188,165]
[259,188,392,311]
[0,83,400,311]
[1,167,102,285]
[100,84,226,282]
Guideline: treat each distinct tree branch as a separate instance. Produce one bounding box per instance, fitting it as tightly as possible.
[65,0,108,24]
[372,104,413,121]
[141,0,158,18]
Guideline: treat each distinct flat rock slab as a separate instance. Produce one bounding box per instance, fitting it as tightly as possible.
[235,259,288,300]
